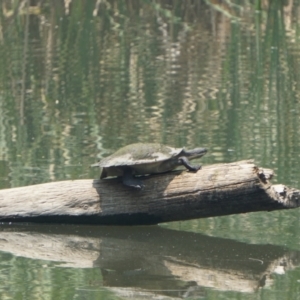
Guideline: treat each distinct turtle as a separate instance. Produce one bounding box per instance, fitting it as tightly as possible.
[91,143,207,189]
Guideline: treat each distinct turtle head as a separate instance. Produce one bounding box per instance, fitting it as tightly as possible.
[182,147,207,159]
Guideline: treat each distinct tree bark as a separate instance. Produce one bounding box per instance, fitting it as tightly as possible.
[0,160,299,225]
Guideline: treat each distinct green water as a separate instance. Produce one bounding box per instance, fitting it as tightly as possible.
[0,0,300,299]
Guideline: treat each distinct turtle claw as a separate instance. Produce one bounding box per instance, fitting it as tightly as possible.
[122,168,145,190]
[123,178,145,190]
[133,182,145,190]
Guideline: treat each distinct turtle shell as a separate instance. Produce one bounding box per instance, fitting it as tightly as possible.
[98,143,183,168]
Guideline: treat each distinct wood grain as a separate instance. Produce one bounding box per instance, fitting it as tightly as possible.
[0,160,299,225]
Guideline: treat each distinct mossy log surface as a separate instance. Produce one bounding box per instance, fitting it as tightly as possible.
[0,160,299,225]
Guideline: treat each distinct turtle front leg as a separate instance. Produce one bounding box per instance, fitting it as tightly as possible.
[122,168,145,189]
[179,156,201,172]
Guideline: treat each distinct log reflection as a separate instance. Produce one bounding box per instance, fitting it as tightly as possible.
[0,224,298,297]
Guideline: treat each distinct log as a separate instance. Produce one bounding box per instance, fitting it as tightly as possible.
[0,160,299,225]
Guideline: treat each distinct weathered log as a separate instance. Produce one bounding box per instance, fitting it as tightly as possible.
[0,160,299,225]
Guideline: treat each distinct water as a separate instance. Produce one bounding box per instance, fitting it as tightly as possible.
[0,0,300,299]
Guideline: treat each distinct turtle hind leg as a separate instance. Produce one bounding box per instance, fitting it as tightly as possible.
[179,156,201,172]
[122,168,145,189]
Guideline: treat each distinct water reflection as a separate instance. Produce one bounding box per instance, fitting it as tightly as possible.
[0,0,300,298]
[0,224,299,299]
[0,0,299,188]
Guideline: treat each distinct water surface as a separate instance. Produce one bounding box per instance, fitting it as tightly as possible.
[0,0,300,299]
